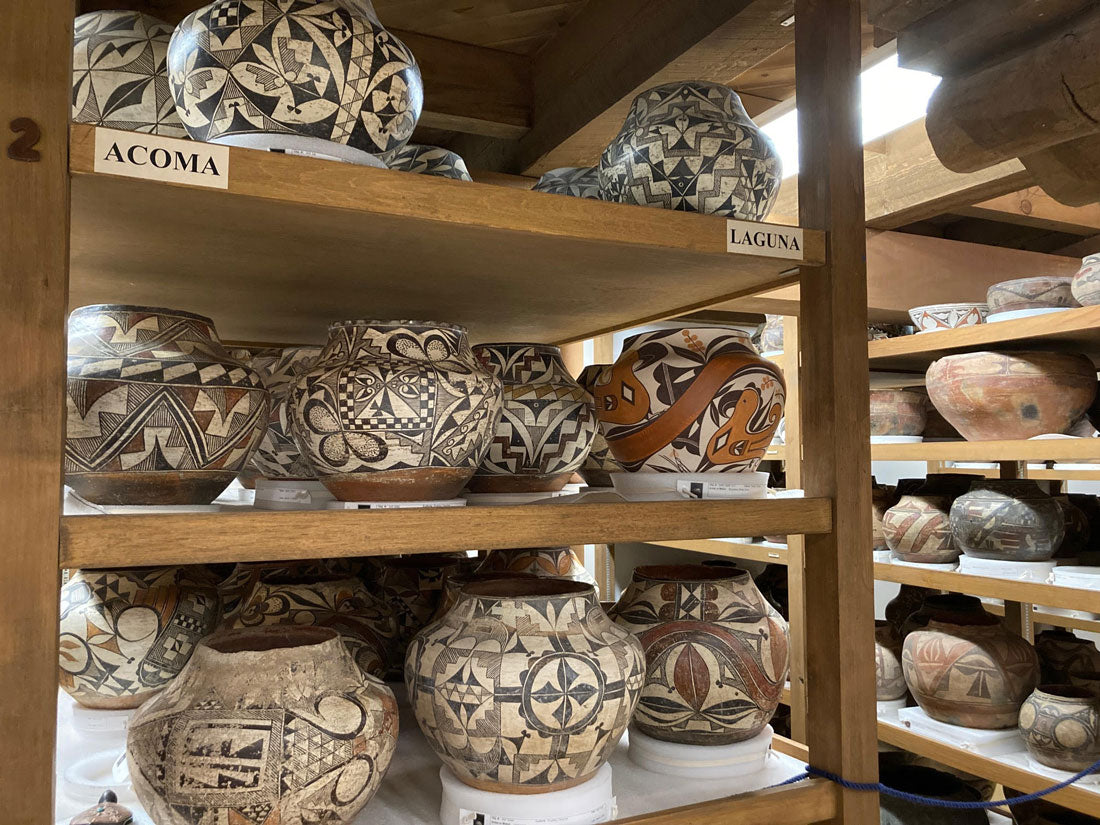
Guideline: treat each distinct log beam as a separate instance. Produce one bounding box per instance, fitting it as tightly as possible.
[960,186,1100,234]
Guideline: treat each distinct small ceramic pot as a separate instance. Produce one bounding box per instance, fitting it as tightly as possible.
[60,567,221,709]
[248,346,323,479]
[872,482,899,552]
[232,576,397,677]
[576,365,624,487]
[532,166,600,199]
[1071,254,1100,306]
[987,276,1077,315]
[168,0,422,160]
[879,766,987,825]
[611,564,790,744]
[381,143,472,180]
[127,626,398,825]
[870,389,928,437]
[73,11,185,137]
[406,579,643,792]
[881,474,973,564]
[1035,630,1100,684]
[926,350,1097,441]
[899,593,987,641]
[476,546,597,589]
[65,305,270,504]
[291,321,503,501]
[908,303,989,332]
[876,620,907,701]
[1019,685,1100,771]
[591,327,785,473]
[950,479,1065,562]
[469,343,596,492]
[1053,496,1091,559]
[599,81,780,218]
[884,584,935,637]
[903,611,1039,729]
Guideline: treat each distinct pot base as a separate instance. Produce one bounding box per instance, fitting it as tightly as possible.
[66,471,235,505]
[322,467,474,502]
[444,763,612,798]
[465,473,572,494]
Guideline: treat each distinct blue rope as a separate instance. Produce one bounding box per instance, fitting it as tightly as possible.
[772,758,1100,809]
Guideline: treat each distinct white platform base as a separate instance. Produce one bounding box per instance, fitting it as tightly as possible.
[439,764,615,825]
[627,725,772,779]
[463,489,578,506]
[211,133,387,167]
[987,306,1070,323]
[890,557,958,571]
[958,555,1056,582]
[1021,753,1100,786]
[254,478,335,510]
[326,498,466,510]
[61,704,139,813]
[873,550,893,564]
[898,707,1022,755]
[610,471,769,501]
[877,698,907,717]
[870,435,924,443]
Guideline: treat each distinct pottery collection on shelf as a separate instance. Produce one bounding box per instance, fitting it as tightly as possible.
[468,343,596,492]
[65,305,270,505]
[949,479,1065,562]
[881,474,973,564]
[591,327,785,474]
[406,578,644,792]
[290,321,502,501]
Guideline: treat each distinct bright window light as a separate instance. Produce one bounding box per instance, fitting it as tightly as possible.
[760,52,941,178]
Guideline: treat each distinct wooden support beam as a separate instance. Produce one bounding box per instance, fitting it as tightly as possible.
[0,2,70,822]
[867,0,953,31]
[960,186,1100,234]
[795,2,880,822]
[1022,134,1100,207]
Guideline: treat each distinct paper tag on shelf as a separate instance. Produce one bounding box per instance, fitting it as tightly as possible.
[726,219,804,260]
[458,798,616,825]
[94,127,229,189]
[676,480,762,499]
[256,487,315,504]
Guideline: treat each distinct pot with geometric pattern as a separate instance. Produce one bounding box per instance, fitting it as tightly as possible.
[65,305,270,505]
[950,479,1064,562]
[610,564,789,744]
[576,364,623,487]
[881,474,974,565]
[247,346,323,479]
[876,620,907,702]
[475,546,597,589]
[1019,685,1100,772]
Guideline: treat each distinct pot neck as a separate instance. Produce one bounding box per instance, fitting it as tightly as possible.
[189,629,359,691]
[965,478,1046,497]
[321,320,470,363]
[622,326,758,358]
[451,587,599,625]
[473,343,570,381]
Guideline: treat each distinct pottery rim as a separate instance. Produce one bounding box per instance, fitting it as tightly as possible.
[1032,684,1098,703]
[460,578,593,600]
[632,563,751,583]
[203,624,340,654]
[70,303,216,326]
[620,326,757,354]
[326,319,468,335]
[909,302,989,313]
[473,342,563,354]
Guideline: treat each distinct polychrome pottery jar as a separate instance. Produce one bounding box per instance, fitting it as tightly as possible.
[610,564,789,744]
[986,276,1076,316]
[432,570,537,621]
[532,166,600,199]
[599,81,781,219]
[73,11,185,136]
[476,546,597,588]
[381,143,471,180]
[291,321,502,501]
[69,791,133,825]
[1019,685,1100,771]
[406,579,643,792]
[876,620,907,702]
[950,479,1064,562]
[926,351,1097,441]
[591,327,785,473]
[881,474,973,564]
[65,305,270,504]
[167,0,423,165]
[60,567,220,709]
[1072,254,1100,306]
[127,626,398,825]
[248,346,323,479]
[469,343,596,492]
[903,608,1039,729]
[1034,630,1100,684]
[232,576,397,677]
[216,558,361,622]
[870,389,927,437]
[908,302,988,332]
[576,364,623,487]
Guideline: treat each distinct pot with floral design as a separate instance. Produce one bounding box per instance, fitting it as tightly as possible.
[591,327,785,474]
[291,321,502,501]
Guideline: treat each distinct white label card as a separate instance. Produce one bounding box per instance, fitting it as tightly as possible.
[675,480,761,500]
[458,798,616,825]
[93,127,229,189]
[726,219,804,260]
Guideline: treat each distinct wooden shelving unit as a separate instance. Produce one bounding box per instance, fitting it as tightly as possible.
[871,439,1100,462]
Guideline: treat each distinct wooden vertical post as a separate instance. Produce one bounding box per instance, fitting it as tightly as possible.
[0,3,72,823]
[796,0,879,821]
[782,316,808,743]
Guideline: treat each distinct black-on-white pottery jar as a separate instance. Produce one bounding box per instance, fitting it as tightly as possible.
[381,143,472,180]
[532,166,601,199]
[599,81,781,219]
[73,11,186,137]
[167,0,423,166]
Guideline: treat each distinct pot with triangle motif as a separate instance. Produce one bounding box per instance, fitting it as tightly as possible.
[247,346,323,479]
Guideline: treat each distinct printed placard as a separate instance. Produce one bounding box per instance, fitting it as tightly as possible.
[726,219,804,260]
[458,798,616,825]
[93,127,229,189]
[676,479,766,500]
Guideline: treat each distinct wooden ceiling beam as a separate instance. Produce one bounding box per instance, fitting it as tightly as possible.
[959,187,1100,236]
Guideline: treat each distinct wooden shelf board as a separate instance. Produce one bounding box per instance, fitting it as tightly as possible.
[68,125,823,346]
[871,439,1100,462]
[879,722,1100,817]
[868,306,1100,372]
[641,538,790,565]
[874,562,1100,613]
[611,780,836,825]
[60,497,832,569]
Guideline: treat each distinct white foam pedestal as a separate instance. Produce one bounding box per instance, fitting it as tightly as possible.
[439,764,615,825]
[463,490,575,506]
[254,478,335,510]
[627,725,772,779]
[897,707,1022,755]
[958,555,1056,583]
[877,698,907,718]
[873,550,893,564]
[326,498,466,510]
[891,557,958,572]
[870,435,924,444]
[60,704,139,813]
[1021,754,1100,787]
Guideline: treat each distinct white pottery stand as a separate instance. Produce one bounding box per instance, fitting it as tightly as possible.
[876,698,907,718]
[897,707,1022,756]
[462,490,575,506]
[627,725,773,779]
[59,703,139,814]
[890,557,958,572]
[958,555,1056,583]
[439,764,615,825]
[872,550,892,564]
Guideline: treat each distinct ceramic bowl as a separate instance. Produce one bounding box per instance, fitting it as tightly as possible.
[908,303,988,333]
[986,276,1076,315]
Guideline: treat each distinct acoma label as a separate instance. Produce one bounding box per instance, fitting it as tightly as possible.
[101,141,221,176]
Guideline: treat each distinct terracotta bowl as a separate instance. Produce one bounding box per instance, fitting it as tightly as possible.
[908,303,988,332]
[986,276,1076,314]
